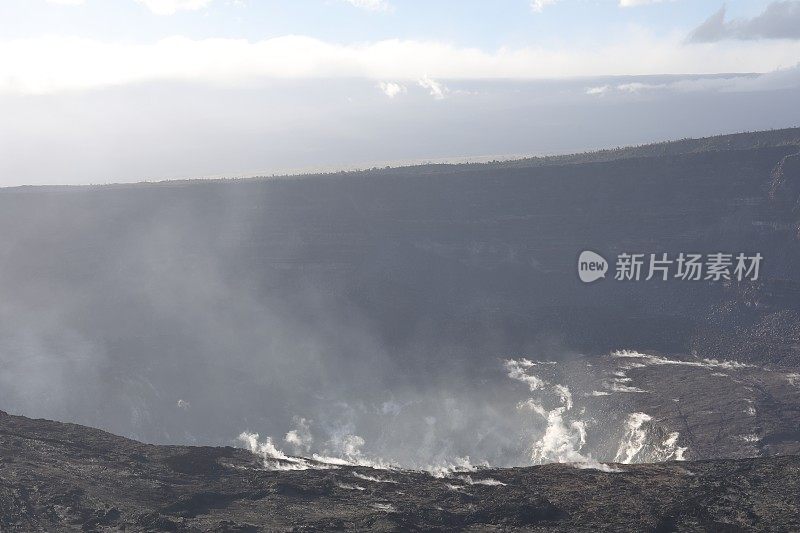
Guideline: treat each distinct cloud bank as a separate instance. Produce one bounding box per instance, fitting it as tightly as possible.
[2,33,800,94]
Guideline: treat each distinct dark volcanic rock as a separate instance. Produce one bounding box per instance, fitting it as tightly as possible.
[3,130,800,530]
[1,410,799,532]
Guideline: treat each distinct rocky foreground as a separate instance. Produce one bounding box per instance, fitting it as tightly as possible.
[1,410,798,532]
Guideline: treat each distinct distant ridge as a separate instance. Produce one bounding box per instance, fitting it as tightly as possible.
[493,127,800,169]
[4,127,799,191]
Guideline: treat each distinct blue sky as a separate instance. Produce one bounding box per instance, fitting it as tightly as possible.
[0,1,784,48]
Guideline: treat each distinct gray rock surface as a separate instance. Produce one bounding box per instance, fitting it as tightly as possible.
[1,410,798,532]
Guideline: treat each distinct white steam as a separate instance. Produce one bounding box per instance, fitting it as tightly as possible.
[238,431,319,471]
[614,413,686,463]
[506,358,617,471]
[611,350,754,370]
[237,353,702,474]
[284,416,313,455]
[506,355,688,470]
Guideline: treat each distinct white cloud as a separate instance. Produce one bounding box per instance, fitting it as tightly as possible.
[619,0,669,7]
[377,81,406,98]
[585,85,610,95]
[2,34,800,94]
[417,76,448,99]
[45,0,86,4]
[135,0,213,15]
[617,81,652,92]
[530,0,558,12]
[342,0,391,12]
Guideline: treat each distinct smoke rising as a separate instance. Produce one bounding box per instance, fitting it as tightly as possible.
[0,181,725,471]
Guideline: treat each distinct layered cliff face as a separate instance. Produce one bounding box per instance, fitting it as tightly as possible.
[0,128,799,466]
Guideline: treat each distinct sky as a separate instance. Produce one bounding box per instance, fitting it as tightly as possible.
[1,0,800,185]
